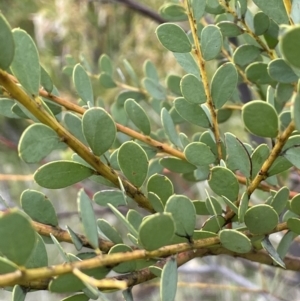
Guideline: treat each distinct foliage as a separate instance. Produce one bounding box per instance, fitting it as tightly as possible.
[0,0,300,300]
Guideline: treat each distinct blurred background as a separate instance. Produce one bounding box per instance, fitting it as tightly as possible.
[0,0,300,300]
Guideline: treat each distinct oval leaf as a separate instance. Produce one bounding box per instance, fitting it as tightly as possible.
[118,141,148,187]
[201,25,223,61]
[34,161,94,189]
[180,74,206,104]
[82,107,116,156]
[73,64,93,105]
[160,257,178,301]
[219,229,252,253]
[184,142,216,166]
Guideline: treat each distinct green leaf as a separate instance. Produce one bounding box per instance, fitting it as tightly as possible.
[287,217,300,235]
[18,123,62,163]
[82,107,116,156]
[0,13,15,70]
[244,204,279,234]
[108,244,136,273]
[290,194,300,215]
[184,142,215,166]
[253,11,270,35]
[205,196,222,216]
[251,144,269,177]
[211,63,238,109]
[252,0,289,24]
[173,53,200,78]
[225,133,251,178]
[143,77,166,100]
[193,230,217,240]
[293,94,300,133]
[40,65,53,93]
[11,29,40,96]
[127,209,143,230]
[108,204,138,237]
[0,98,19,118]
[78,189,98,249]
[161,107,180,146]
[21,189,58,226]
[246,62,275,85]
[94,190,127,207]
[208,166,239,201]
[233,45,261,67]
[165,195,196,237]
[125,98,151,135]
[34,161,94,189]
[97,219,122,244]
[201,215,225,233]
[242,100,279,138]
[12,285,26,301]
[159,157,196,173]
[73,64,93,105]
[219,230,252,253]
[147,174,174,205]
[99,53,113,75]
[64,112,87,145]
[261,236,285,268]
[270,187,289,215]
[143,60,159,82]
[191,0,206,21]
[268,59,298,83]
[277,230,297,259]
[138,213,175,251]
[116,90,145,106]
[148,192,164,213]
[0,256,18,274]
[99,72,117,88]
[67,226,83,251]
[160,257,178,301]
[156,23,191,53]
[238,192,249,223]
[50,233,69,262]
[25,234,48,268]
[159,3,187,22]
[166,75,182,96]
[61,293,90,301]
[201,25,223,61]
[174,97,210,127]
[180,74,206,104]
[217,21,244,37]
[222,195,238,215]
[0,209,36,265]
[118,141,148,187]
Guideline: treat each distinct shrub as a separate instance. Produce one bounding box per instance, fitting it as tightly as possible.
[0,0,300,300]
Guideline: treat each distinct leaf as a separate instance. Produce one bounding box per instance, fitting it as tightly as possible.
[174,97,210,127]
[201,25,223,61]
[94,190,127,207]
[108,204,138,237]
[246,62,275,85]
[124,98,151,135]
[287,218,300,235]
[244,204,279,234]
[253,11,270,35]
[0,13,15,70]
[138,213,175,251]
[40,65,53,93]
[11,29,40,96]
[156,23,191,53]
[97,219,123,244]
[0,98,19,118]
[277,231,297,259]
[148,192,164,213]
[160,257,178,301]
[268,59,298,83]
[143,77,166,100]
[34,161,94,189]
[0,209,36,265]
[12,285,26,301]
[18,123,62,163]
[238,192,249,223]
[180,74,206,104]
[21,189,58,226]
[293,94,300,133]
[159,157,196,173]
[222,195,238,215]
[73,64,93,105]
[219,230,252,254]
[143,59,159,82]
[261,236,285,268]
[290,194,300,215]
[242,100,279,138]
[60,294,90,301]
[99,54,113,75]
[211,63,238,109]
[165,195,196,237]
[118,141,148,187]
[108,244,136,273]
[252,0,289,25]
[205,196,222,216]
[173,53,200,78]
[201,215,225,233]
[64,112,87,145]
[50,233,69,262]
[159,3,187,22]
[217,21,244,37]
[233,44,261,67]
[161,107,180,146]
[127,209,143,230]
[25,234,48,268]
[166,74,182,96]
[78,189,98,249]
[99,72,117,89]
[184,142,215,166]
[116,90,145,106]
[208,166,239,202]
[67,226,83,251]
[225,132,251,178]
[0,256,18,274]
[270,187,289,215]
[147,174,174,205]
[82,107,116,156]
